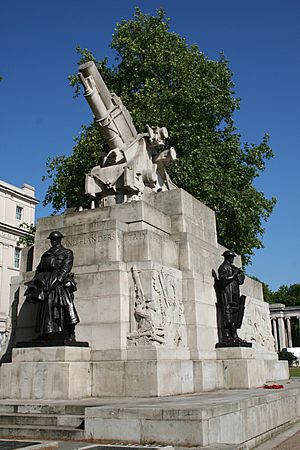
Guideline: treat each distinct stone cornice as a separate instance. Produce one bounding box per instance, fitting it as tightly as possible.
[0,183,39,205]
[0,221,30,237]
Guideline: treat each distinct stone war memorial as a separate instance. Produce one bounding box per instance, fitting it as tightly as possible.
[0,61,298,448]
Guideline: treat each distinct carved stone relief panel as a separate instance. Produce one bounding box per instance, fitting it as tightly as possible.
[127,265,187,348]
[240,298,275,353]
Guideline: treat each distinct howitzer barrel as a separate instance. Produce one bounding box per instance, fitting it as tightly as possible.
[78,61,137,151]
[79,61,112,110]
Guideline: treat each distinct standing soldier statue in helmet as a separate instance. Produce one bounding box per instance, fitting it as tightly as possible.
[214,250,251,347]
[24,231,79,343]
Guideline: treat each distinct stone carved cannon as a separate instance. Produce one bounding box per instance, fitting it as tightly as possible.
[78,61,176,206]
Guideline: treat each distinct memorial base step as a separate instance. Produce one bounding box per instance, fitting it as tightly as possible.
[84,380,300,447]
[0,402,85,440]
[0,424,84,440]
[0,346,289,401]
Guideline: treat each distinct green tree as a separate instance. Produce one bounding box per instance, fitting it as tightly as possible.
[17,223,36,247]
[43,7,276,265]
[271,284,300,307]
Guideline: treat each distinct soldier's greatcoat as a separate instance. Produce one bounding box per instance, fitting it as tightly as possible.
[25,244,79,335]
[217,260,245,331]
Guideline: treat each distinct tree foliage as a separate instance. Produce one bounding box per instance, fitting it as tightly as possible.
[252,279,300,307]
[270,284,300,307]
[43,123,102,211]
[43,7,276,264]
[17,223,36,247]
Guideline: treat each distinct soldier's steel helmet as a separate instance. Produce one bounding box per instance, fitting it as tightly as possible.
[222,250,236,257]
[47,230,64,240]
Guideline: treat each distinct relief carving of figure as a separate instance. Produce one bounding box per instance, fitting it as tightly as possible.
[127,266,186,347]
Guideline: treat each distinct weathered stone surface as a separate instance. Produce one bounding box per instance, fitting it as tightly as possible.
[153,189,218,246]
[92,360,193,397]
[2,187,286,400]
[0,359,91,399]
[240,294,276,359]
[28,189,276,366]
[12,346,91,362]
[92,361,126,397]
[264,359,289,382]
[127,263,187,350]
[84,381,300,445]
[222,359,266,389]
[124,230,178,268]
[127,347,190,361]
[216,347,255,360]
[193,360,224,391]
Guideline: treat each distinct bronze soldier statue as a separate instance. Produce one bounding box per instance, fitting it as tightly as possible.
[24,231,79,343]
[214,250,251,347]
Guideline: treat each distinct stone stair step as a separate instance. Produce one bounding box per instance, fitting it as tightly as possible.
[0,414,57,427]
[0,413,84,427]
[0,403,86,415]
[56,414,84,428]
[0,424,84,440]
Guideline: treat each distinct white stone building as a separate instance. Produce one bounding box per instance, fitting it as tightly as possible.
[269,302,300,351]
[0,180,38,341]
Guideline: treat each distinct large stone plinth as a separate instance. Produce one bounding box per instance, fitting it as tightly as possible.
[92,360,193,397]
[216,347,265,389]
[0,347,91,400]
[1,188,288,399]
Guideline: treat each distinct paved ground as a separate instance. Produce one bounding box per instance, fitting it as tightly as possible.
[2,425,300,450]
[253,421,300,450]
[15,427,300,449]
[273,431,300,449]
[3,426,300,450]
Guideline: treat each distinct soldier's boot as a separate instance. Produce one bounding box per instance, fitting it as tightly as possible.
[64,325,76,344]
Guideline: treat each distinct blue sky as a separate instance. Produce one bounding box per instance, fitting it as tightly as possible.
[0,0,299,291]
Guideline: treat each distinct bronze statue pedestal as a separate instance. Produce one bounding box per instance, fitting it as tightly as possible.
[16,340,89,348]
[215,346,266,388]
[0,345,91,400]
[16,330,89,348]
[215,341,252,348]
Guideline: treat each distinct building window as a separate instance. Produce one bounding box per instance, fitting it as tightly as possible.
[14,247,21,269]
[16,206,23,220]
